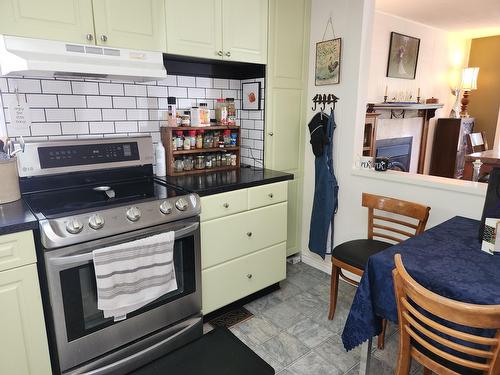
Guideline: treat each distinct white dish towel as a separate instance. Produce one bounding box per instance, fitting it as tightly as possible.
[92,231,177,321]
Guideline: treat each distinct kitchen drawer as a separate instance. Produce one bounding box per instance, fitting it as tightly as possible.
[0,231,36,272]
[248,181,288,209]
[200,189,248,222]
[202,242,286,314]
[201,202,287,269]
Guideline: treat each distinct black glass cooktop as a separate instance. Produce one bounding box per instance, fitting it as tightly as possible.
[23,177,184,218]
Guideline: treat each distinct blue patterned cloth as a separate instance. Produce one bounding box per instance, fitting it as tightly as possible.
[341,216,500,351]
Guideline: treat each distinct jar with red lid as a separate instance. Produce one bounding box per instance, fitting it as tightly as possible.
[175,131,183,150]
[188,130,196,148]
[223,129,231,147]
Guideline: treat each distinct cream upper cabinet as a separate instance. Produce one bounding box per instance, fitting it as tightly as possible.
[265,0,311,255]
[0,0,95,44]
[165,0,267,63]
[221,0,268,64]
[165,0,222,60]
[92,0,166,51]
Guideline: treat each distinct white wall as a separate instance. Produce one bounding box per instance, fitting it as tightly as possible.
[300,0,486,273]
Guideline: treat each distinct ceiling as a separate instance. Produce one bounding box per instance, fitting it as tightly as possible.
[375,0,500,37]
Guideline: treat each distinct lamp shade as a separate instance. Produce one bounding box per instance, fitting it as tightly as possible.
[461,67,479,90]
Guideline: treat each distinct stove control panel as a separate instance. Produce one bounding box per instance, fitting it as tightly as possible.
[39,194,201,249]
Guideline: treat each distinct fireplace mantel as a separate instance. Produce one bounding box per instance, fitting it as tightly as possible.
[368,103,444,111]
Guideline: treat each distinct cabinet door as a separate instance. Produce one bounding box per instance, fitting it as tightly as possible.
[92,0,166,51]
[165,0,223,60]
[0,264,51,375]
[221,0,268,64]
[0,0,94,44]
[265,0,311,255]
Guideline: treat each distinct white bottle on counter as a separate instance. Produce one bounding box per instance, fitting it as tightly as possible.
[155,142,166,177]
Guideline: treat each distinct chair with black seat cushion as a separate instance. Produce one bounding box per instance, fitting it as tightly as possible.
[328,193,431,350]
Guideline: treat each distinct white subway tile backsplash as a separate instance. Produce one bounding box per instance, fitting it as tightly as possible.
[99,83,124,96]
[26,94,58,108]
[229,80,241,90]
[241,120,254,129]
[7,123,30,137]
[124,84,147,97]
[188,88,205,99]
[8,78,41,93]
[177,76,196,87]
[137,97,158,109]
[254,140,264,150]
[30,109,46,122]
[41,80,71,94]
[102,108,127,121]
[61,122,89,135]
[206,89,222,99]
[249,130,262,140]
[71,81,99,95]
[254,120,264,130]
[87,96,112,108]
[177,98,194,110]
[115,121,138,133]
[222,89,237,99]
[138,121,160,132]
[89,121,114,134]
[157,75,177,86]
[147,85,168,98]
[75,108,102,121]
[46,109,75,122]
[113,96,136,108]
[31,122,61,136]
[58,95,86,108]
[168,87,187,98]
[248,111,263,120]
[126,109,149,121]
[213,78,229,89]
[195,77,212,88]
[0,78,8,92]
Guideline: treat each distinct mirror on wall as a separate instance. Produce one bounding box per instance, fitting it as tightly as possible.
[361,6,500,183]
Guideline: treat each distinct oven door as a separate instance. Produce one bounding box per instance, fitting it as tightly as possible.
[44,217,201,373]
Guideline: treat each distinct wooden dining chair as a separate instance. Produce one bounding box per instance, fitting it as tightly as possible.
[467,132,489,154]
[393,254,500,375]
[328,193,430,350]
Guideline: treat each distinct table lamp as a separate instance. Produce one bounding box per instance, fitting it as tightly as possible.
[460,67,479,117]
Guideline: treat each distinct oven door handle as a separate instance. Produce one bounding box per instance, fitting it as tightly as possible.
[50,222,199,266]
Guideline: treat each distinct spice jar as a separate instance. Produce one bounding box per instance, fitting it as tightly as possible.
[188,130,196,148]
[196,130,204,149]
[226,98,236,126]
[225,153,232,166]
[216,154,222,167]
[199,102,210,126]
[223,129,232,147]
[230,132,238,146]
[203,132,213,149]
[195,155,205,170]
[175,131,184,150]
[174,158,184,172]
[206,154,213,169]
[190,106,201,127]
[215,98,228,125]
[183,157,193,171]
[183,132,191,150]
[181,111,190,126]
[230,154,237,166]
[213,131,224,148]
[167,97,177,127]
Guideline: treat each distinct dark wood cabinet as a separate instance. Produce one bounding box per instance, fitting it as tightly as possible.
[429,118,474,178]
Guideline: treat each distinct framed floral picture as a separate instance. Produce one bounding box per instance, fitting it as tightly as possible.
[386,32,420,80]
[315,38,341,85]
[242,82,261,110]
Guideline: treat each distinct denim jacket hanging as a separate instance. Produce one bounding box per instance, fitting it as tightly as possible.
[308,110,339,259]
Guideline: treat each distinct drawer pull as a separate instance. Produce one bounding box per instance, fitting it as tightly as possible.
[223,203,229,208]
[246,232,252,237]
[246,274,253,279]
[268,193,274,198]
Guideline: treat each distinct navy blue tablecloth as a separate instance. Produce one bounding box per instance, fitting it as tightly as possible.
[341,216,500,351]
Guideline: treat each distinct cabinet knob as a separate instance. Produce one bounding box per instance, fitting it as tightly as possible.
[100,35,108,42]
[246,274,253,279]
[86,33,94,41]
[268,132,274,136]
[268,193,274,198]
[217,50,223,56]
[225,51,231,57]
[223,203,229,208]
[246,232,252,237]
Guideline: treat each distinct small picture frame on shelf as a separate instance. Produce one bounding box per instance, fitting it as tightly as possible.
[242,82,261,110]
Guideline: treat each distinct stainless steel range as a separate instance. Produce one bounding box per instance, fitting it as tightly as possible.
[18,137,202,375]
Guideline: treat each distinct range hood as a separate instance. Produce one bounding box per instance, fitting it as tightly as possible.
[0,35,166,81]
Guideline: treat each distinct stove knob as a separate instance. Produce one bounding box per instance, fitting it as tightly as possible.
[175,198,189,211]
[159,201,173,215]
[89,214,105,230]
[126,207,141,222]
[66,218,84,234]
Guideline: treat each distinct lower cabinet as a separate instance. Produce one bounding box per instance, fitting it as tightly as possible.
[200,182,288,314]
[0,263,52,375]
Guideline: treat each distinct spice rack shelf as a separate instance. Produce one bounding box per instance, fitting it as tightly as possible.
[161,126,241,176]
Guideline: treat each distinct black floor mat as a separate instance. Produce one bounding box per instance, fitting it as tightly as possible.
[129,327,274,375]
[208,306,253,329]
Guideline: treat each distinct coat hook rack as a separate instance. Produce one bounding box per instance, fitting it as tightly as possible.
[311,93,339,112]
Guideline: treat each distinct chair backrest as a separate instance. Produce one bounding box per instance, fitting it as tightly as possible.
[467,132,489,153]
[362,193,430,243]
[393,254,500,375]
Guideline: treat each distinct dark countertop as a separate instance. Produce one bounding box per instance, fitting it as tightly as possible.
[0,199,38,235]
[156,167,294,196]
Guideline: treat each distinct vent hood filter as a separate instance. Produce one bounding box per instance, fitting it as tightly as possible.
[0,35,167,81]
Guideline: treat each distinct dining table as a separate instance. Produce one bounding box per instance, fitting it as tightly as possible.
[340,216,500,375]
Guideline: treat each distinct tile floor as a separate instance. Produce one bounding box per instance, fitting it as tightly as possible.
[211,261,424,375]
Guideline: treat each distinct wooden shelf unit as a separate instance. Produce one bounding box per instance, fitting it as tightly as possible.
[363,113,380,157]
[161,126,241,176]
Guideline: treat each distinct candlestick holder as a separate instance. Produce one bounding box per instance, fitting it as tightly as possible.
[383,95,388,103]
[416,96,420,104]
